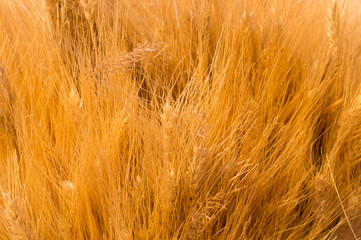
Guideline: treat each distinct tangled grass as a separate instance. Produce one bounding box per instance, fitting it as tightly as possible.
[1,0,361,239]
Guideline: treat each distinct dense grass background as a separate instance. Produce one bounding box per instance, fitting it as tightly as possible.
[1,0,361,239]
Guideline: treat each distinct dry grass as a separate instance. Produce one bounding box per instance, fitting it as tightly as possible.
[1,0,361,239]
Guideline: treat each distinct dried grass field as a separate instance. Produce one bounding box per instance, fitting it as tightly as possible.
[1,0,361,239]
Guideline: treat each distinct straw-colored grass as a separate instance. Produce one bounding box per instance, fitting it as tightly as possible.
[1,0,361,239]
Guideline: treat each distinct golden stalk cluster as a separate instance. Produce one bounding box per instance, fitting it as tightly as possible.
[1,0,361,239]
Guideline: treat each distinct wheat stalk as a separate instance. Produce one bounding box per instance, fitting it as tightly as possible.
[327,0,341,61]
[0,190,29,240]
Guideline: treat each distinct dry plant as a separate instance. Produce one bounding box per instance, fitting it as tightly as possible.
[1,0,361,239]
